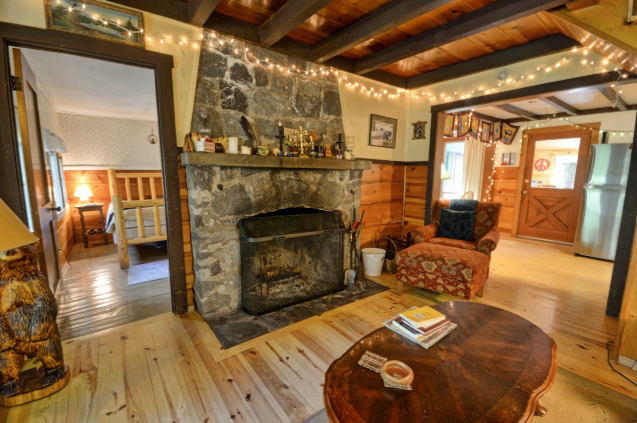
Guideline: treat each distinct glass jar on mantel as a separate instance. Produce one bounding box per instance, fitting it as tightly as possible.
[344,136,355,160]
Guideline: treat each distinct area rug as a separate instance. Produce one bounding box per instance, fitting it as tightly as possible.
[206,280,390,349]
[126,259,169,286]
[301,367,637,422]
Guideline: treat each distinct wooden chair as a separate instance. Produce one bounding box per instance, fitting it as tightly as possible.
[107,169,166,269]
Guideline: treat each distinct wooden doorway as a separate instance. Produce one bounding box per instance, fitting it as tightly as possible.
[0,22,188,315]
[517,125,595,243]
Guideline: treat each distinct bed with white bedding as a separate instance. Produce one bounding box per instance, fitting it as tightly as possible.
[105,203,166,244]
[107,169,167,269]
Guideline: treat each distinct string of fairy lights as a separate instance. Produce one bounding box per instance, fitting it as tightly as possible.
[60,2,631,103]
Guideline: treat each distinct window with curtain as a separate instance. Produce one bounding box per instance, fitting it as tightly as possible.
[442,141,465,199]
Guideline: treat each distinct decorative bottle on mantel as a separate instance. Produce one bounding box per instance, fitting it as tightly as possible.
[325,135,333,158]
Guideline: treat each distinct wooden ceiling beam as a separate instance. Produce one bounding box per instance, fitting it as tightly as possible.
[598,87,630,111]
[312,0,454,63]
[444,72,637,114]
[354,0,570,75]
[495,104,541,120]
[259,0,333,47]
[506,105,637,124]
[406,35,579,89]
[189,0,222,27]
[107,0,190,22]
[539,96,580,115]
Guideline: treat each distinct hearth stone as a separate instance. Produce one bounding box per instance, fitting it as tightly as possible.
[206,280,390,349]
[185,164,365,320]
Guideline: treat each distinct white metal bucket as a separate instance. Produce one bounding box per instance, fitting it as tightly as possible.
[362,248,386,277]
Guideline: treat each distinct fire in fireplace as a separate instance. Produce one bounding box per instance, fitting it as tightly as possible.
[239,208,346,315]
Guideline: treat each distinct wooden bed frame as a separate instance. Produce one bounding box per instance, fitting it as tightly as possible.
[107,169,166,269]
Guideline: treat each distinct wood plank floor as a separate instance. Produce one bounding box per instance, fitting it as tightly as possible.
[55,244,172,340]
[3,235,637,422]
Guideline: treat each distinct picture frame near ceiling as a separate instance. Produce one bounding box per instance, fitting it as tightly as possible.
[369,114,398,148]
[44,0,145,48]
[412,121,427,140]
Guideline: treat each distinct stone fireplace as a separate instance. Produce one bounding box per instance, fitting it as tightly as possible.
[182,153,371,320]
[239,208,346,315]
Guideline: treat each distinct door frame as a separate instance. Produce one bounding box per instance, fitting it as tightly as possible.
[512,123,599,240]
[0,22,188,315]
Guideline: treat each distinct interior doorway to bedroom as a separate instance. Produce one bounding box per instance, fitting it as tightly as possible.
[9,46,172,340]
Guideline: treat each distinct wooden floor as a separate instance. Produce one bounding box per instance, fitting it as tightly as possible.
[3,235,637,421]
[55,244,172,340]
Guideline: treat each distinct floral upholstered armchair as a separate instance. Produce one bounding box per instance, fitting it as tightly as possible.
[412,200,502,257]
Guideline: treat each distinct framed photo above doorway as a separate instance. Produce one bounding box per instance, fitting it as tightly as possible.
[44,0,145,48]
[369,114,397,148]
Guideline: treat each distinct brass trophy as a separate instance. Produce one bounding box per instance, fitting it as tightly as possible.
[298,126,309,159]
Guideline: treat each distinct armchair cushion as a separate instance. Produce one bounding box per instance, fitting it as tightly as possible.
[438,209,476,242]
[412,224,438,244]
[433,200,502,242]
[477,230,500,257]
[430,238,477,251]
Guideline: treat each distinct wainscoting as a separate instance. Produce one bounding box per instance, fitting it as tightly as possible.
[492,166,519,234]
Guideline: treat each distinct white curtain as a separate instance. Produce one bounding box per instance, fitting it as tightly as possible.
[462,136,486,200]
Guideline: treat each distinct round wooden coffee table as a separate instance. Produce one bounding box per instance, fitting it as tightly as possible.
[324,301,557,423]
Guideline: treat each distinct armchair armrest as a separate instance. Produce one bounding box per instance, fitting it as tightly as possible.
[412,224,438,244]
[477,230,500,257]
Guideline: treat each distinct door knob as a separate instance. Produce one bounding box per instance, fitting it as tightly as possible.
[49,206,62,212]
[522,190,529,195]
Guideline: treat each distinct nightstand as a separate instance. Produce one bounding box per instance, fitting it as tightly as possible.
[75,203,108,248]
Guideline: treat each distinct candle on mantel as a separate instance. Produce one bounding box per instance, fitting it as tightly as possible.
[278,121,284,136]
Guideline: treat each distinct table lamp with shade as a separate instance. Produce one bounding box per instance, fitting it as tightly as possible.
[0,199,69,406]
[73,184,93,203]
[441,163,451,180]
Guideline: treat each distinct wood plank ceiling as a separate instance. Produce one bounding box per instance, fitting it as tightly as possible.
[109,0,637,91]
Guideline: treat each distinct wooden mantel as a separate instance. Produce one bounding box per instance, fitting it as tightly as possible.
[180,152,372,170]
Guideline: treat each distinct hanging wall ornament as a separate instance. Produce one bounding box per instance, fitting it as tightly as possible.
[457,112,471,137]
[480,121,492,143]
[148,129,158,145]
[501,122,520,145]
[493,121,502,142]
[469,115,480,139]
[444,114,455,137]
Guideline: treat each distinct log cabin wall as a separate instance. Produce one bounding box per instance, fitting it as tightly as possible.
[64,170,164,245]
[404,166,428,235]
[359,162,429,248]
[491,167,520,234]
[55,212,75,272]
[179,166,195,310]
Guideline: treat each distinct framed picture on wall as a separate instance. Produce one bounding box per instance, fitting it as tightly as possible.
[412,121,427,140]
[44,0,145,48]
[369,114,397,148]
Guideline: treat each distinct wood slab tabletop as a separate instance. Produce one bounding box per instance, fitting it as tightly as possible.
[324,301,557,423]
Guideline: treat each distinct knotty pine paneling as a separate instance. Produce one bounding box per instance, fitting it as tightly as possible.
[55,211,75,272]
[179,166,195,310]
[360,164,405,248]
[64,169,164,245]
[404,165,428,238]
[492,167,520,233]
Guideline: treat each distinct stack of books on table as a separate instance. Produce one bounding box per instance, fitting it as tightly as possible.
[384,305,457,349]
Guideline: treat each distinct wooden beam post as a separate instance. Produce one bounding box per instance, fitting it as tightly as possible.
[259,0,333,47]
[539,96,580,115]
[312,0,454,63]
[188,0,222,27]
[495,104,540,120]
[598,87,629,111]
[353,0,570,75]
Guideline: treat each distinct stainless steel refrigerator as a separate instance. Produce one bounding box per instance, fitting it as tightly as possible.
[574,143,632,261]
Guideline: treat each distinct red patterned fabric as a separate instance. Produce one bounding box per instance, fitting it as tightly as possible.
[430,237,477,251]
[477,230,500,257]
[396,243,489,300]
[412,224,438,244]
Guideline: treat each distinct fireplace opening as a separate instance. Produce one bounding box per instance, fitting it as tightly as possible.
[239,208,346,315]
